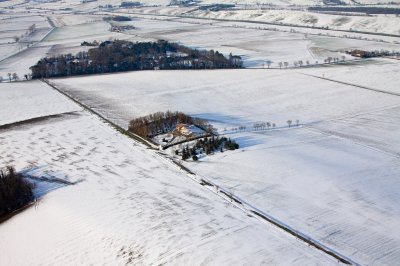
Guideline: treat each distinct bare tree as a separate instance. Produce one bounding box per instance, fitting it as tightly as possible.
[266,122,271,129]
[298,60,303,67]
[278,62,282,69]
[296,119,299,127]
[306,60,310,66]
[266,60,272,68]
[272,123,276,128]
[7,73,12,82]
[12,73,19,81]
[13,36,20,42]
[287,120,292,128]
[284,62,288,69]
[0,76,2,82]
[341,55,345,62]
[28,24,36,34]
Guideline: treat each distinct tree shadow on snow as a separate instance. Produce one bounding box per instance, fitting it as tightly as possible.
[20,165,82,198]
[234,135,263,148]
[191,112,251,126]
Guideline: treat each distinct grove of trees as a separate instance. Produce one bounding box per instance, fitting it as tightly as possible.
[178,136,239,161]
[31,40,243,78]
[0,166,34,217]
[128,111,214,139]
[346,49,400,58]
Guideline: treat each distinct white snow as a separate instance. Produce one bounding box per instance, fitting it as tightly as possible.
[1,4,400,265]
[0,81,338,265]
[51,67,400,265]
[0,80,81,126]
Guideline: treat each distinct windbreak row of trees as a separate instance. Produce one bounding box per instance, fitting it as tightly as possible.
[346,49,400,58]
[103,15,132,21]
[308,6,400,15]
[128,111,213,139]
[30,40,243,79]
[0,166,34,217]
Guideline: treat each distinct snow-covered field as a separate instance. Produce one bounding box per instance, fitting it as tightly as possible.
[0,45,53,79]
[0,15,125,79]
[199,0,400,5]
[43,21,113,42]
[51,67,400,265]
[0,14,52,61]
[51,68,400,129]
[0,81,338,265]
[299,58,400,95]
[103,15,400,67]
[2,4,400,265]
[2,11,398,77]
[124,5,400,36]
[98,16,400,67]
[193,9,400,36]
[0,80,80,126]
[128,18,318,67]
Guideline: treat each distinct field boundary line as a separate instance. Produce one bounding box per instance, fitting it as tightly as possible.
[0,111,80,130]
[301,73,400,97]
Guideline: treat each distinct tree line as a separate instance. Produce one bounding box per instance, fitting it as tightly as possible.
[308,6,400,15]
[346,49,400,58]
[30,40,243,79]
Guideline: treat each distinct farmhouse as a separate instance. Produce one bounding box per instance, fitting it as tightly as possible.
[176,123,191,136]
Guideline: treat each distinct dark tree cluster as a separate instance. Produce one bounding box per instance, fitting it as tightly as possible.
[120,1,142,7]
[198,4,235,11]
[178,136,239,161]
[110,25,136,32]
[0,166,34,217]
[81,40,99,46]
[111,15,132,21]
[322,0,347,5]
[169,0,199,6]
[103,15,132,22]
[346,49,400,58]
[308,6,400,15]
[30,40,242,79]
[128,111,212,139]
